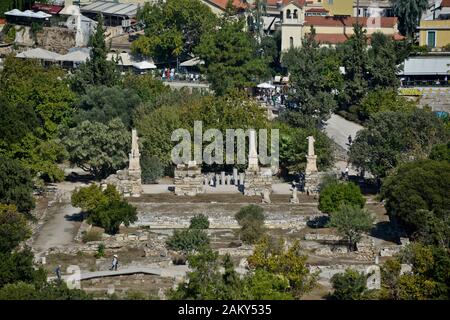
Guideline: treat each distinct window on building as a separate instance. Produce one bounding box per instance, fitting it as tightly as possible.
[287,9,291,19]
[428,31,436,48]
[290,37,294,48]
[293,9,298,19]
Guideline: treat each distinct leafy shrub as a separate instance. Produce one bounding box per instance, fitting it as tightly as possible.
[166,229,210,254]
[358,90,416,122]
[381,160,450,247]
[82,229,102,243]
[141,153,164,184]
[72,185,137,235]
[94,243,105,258]
[429,142,450,162]
[189,214,210,230]
[235,205,266,244]
[327,205,374,251]
[318,182,366,214]
[330,269,367,300]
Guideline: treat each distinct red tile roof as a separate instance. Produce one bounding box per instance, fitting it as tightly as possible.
[306,8,329,13]
[32,3,63,15]
[305,16,398,28]
[313,32,405,44]
[440,0,450,8]
[204,0,249,10]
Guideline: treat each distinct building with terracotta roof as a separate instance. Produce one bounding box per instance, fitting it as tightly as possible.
[280,0,401,50]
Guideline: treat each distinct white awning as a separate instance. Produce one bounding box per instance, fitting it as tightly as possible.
[180,57,204,67]
[5,9,52,18]
[57,48,90,63]
[257,82,276,89]
[16,48,61,60]
[401,57,450,76]
[133,60,156,70]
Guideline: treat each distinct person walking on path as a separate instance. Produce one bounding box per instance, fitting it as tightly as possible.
[110,255,118,271]
[55,265,62,282]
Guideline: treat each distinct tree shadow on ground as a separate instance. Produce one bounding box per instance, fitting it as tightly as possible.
[65,172,95,183]
[370,221,399,243]
[65,212,85,222]
[307,215,330,228]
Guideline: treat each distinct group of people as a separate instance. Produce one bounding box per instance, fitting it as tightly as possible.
[256,87,287,108]
[161,68,176,82]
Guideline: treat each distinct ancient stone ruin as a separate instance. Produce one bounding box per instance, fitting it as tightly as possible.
[304,136,321,196]
[243,129,273,199]
[174,161,204,196]
[103,129,143,197]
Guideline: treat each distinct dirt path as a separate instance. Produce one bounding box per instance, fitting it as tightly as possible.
[325,114,363,151]
[32,182,88,256]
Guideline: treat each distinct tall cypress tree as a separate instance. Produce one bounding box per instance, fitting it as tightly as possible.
[71,14,119,93]
[340,24,369,111]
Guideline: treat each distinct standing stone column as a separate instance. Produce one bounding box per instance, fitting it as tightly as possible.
[129,129,143,197]
[221,171,226,185]
[215,174,220,187]
[239,173,245,186]
[233,168,238,185]
[247,129,259,172]
[305,136,318,175]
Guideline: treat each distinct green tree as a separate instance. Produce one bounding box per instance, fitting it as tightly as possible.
[0,280,92,300]
[235,205,266,244]
[134,105,183,171]
[0,156,35,214]
[168,248,224,300]
[275,122,334,174]
[71,184,114,212]
[247,237,318,298]
[380,243,450,299]
[0,56,75,135]
[165,229,210,254]
[89,199,137,235]
[0,97,39,149]
[339,24,369,113]
[429,142,450,162]
[0,204,31,253]
[242,269,293,300]
[189,214,210,230]
[169,246,295,300]
[196,18,270,95]
[318,182,366,214]
[283,28,342,123]
[141,154,164,184]
[358,89,416,122]
[327,205,375,251]
[73,85,141,129]
[349,109,449,179]
[132,0,217,62]
[0,248,46,289]
[63,119,130,179]
[72,184,137,234]
[330,269,368,300]
[71,14,119,93]
[367,32,401,90]
[121,73,170,110]
[391,0,429,37]
[381,160,450,247]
